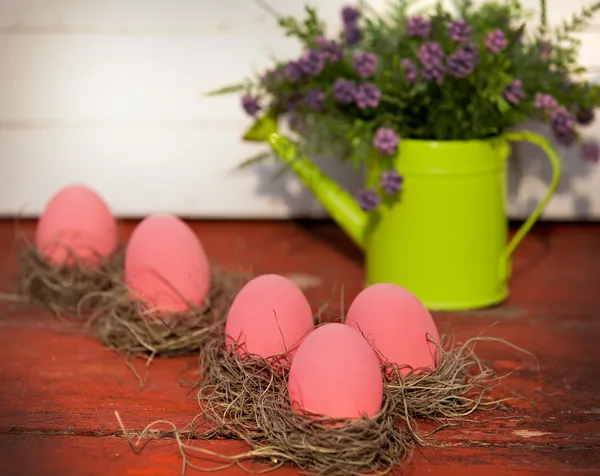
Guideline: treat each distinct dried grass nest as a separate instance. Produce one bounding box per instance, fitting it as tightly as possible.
[3,237,124,318]
[83,266,250,360]
[118,322,536,476]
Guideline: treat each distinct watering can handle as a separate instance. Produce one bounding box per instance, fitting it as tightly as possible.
[500,131,562,280]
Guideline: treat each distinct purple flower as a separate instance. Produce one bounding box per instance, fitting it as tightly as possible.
[354,52,378,78]
[447,44,478,78]
[288,114,308,134]
[373,128,400,155]
[284,61,303,83]
[576,107,595,126]
[260,66,284,88]
[380,169,403,194]
[550,107,577,146]
[341,5,360,24]
[401,58,418,84]
[503,79,525,105]
[344,23,362,46]
[304,87,326,110]
[407,14,431,38]
[447,19,472,42]
[418,42,445,84]
[298,49,325,76]
[358,189,381,211]
[316,37,343,63]
[581,139,599,163]
[485,29,508,54]
[284,94,301,112]
[241,94,261,117]
[333,78,357,104]
[540,41,552,60]
[534,93,558,111]
[355,82,381,109]
[550,106,576,136]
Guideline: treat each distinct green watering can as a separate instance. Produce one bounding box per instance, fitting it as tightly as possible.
[245,116,562,310]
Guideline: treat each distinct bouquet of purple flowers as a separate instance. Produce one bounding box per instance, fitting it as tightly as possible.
[210,0,600,169]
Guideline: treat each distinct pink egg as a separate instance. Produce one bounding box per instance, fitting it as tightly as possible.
[225,274,314,358]
[125,214,210,313]
[288,323,383,419]
[345,283,440,374]
[35,184,117,267]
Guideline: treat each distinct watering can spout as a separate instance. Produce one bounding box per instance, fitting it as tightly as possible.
[243,115,368,249]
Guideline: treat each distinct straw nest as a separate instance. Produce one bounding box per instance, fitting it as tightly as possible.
[4,238,124,318]
[83,266,250,360]
[172,327,535,475]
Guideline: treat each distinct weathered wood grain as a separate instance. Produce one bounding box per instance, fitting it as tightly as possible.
[0,220,599,474]
[0,434,599,476]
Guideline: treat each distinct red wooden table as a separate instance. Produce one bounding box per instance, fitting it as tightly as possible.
[0,219,599,475]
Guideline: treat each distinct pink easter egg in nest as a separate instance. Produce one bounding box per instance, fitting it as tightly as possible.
[35,184,118,267]
[288,323,383,419]
[125,214,210,314]
[225,274,314,359]
[345,283,440,375]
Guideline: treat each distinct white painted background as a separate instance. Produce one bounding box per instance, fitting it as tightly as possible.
[0,0,598,219]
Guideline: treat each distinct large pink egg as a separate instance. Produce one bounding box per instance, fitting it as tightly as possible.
[35,184,117,267]
[288,323,383,419]
[125,214,210,313]
[345,283,440,373]
[225,274,314,358]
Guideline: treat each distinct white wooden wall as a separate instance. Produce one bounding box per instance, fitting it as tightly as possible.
[0,0,598,219]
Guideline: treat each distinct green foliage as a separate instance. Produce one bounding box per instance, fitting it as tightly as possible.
[213,0,600,166]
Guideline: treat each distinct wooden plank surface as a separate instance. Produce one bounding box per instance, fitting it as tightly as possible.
[0,220,599,475]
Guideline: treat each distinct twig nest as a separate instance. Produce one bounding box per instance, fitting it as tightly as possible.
[14,184,122,316]
[196,338,413,476]
[225,274,314,358]
[288,323,383,419]
[86,265,249,358]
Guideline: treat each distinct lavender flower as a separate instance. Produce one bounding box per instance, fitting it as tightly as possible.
[373,128,400,155]
[576,107,595,126]
[288,114,308,134]
[344,23,362,46]
[581,139,600,163]
[333,78,357,104]
[260,66,284,88]
[485,29,508,54]
[540,41,552,60]
[355,82,381,109]
[550,107,577,146]
[284,61,303,83]
[298,49,325,76]
[304,87,326,110]
[354,52,378,78]
[418,42,445,84]
[357,189,381,211]
[341,5,360,24]
[401,58,418,84]
[447,44,478,78]
[241,94,261,117]
[407,14,431,38]
[447,19,472,42]
[316,37,343,63]
[380,169,403,194]
[550,107,576,136]
[503,79,525,105]
[534,93,558,111]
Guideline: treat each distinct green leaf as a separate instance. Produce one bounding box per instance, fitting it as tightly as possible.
[203,83,246,97]
[238,151,273,168]
[243,113,279,142]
